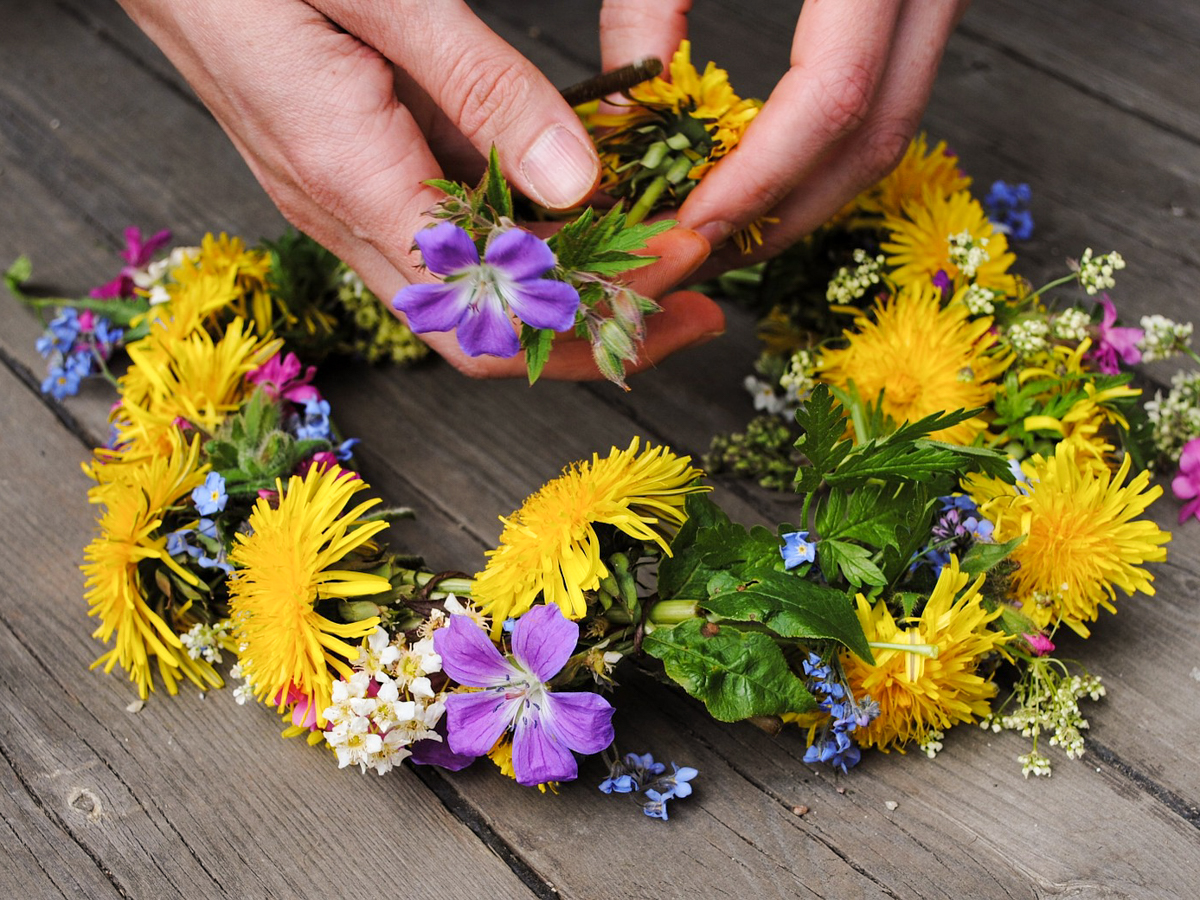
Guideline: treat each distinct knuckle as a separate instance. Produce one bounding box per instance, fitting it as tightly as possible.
[810,61,877,141]
[444,52,531,144]
[857,117,919,183]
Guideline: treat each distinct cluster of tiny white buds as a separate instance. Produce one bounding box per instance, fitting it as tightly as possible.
[1017,750,1053,779]
[919,730,945,759]
[1006,318,1051,357]
[947,230,991,279]
[1137,314,1193,362]
[778,348,818,403]
[1145,371,1200,460]
[826,249,885,304]
[960,283,997,316]
[180,620,232,663]
[1052,307,1092,343]
[1076,248,1125,295]
[131,246,198,305]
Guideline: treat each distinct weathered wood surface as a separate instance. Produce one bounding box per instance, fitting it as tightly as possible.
[2,1,1198,897]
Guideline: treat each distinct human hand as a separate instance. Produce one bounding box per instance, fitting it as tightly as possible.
[117,0,722,378]
[600,0,970,273]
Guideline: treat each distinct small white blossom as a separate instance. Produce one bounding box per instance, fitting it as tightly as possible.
[826,249,885,304]
[744,375,788,415]
[960,283,997,316]
[948,230,991,279]
[1076,248,1125,295]
[179,620,232,664]
[1137,314,1193,362]
[356,627,402,682]
[1052,307,1091,342]
[919,730,945,759]
[1006,318,1051,357]
[1146,371,1200,460]
[778,349,817,403]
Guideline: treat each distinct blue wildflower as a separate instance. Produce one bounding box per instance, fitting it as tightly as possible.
[334,437,360,462]
[642,789,671,820]
[40,352,90,400]
[983,181,1034,241]
[166,528,200,559]
[294,397,332,441]
[801,652,877,773]
[192,472,228,516]
[781,531,817,569]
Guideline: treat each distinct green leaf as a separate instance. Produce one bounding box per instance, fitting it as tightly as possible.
[702,570,873,662]
[643,619,816,721]
[5,255,32,297]
[522,325,555,385]
[793,384,853,494]
[484,147,513,219]
[819,539,887,588]
[959,535,1024,577]
[658,494,732,600]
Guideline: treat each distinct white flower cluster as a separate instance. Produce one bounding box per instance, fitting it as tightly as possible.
[1052,307,1091,343]
[826,249,885,304]
[947,230,991,279]
[919,729,945,759]
[1076,248,1125,295]
[960,283,997,316]
[180,620,232,663]
[1137,314,1193,362]
[1145,370,1200,461]
[229,661,255,706]
[984,663,1104,778]
[779,349,818,401]
[323,627,448,775]
[1006,317,1051,357]
[133,246,199,305]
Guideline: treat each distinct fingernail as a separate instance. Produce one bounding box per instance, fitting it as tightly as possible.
[521,125,599,209]
[693,220,734,247]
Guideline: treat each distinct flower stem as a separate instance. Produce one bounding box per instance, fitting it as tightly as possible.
[626,175,668,225]
[1026,273,1078,302]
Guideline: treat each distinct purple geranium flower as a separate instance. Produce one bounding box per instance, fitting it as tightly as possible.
[1089,294,1143,375]
[434,603,614,786]
[394,222,580,359]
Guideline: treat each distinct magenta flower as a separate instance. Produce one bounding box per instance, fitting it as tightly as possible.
[1022,633,1056,656]
[433,603,614,786]
[246,351,319,404]
[1089,295,1143,374]
[89,226,172,299]
[1171,437,1200,524]
[393,223,580,358]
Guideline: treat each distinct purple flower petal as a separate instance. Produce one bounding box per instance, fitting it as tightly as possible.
[444,690,521,757]
[414,222,480,276]
[434,615,517,687]
[410,727,478,770]
[511,604,579,683]
[542,690,614,755]
[512,707,579,785]
[455,296,521,357]
[484,228,557,282]
[393,282,471,333]
[503,278,581,332]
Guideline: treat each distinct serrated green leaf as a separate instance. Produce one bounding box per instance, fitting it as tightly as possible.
[793,384,853,494]
[959,535,1025,577]
[896,591,924,617]
[819,539,887,588]
[702,570,872,662]
[643,619,816,721]
[422,178,469,200]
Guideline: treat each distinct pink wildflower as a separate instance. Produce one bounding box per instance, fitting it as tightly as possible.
[89,226,172,299]
[1022,633,1056,656]
[246,352,320,404]
[1171,437,1200,524]
[1089,295,1142,374]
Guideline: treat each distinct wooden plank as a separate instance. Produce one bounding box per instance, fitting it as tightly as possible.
[0,365,538,899]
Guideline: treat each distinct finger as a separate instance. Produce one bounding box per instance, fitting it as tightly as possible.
[692,0,968,270]
[599,0,692,72]
[678,0,903,246]
[317,0,600,210]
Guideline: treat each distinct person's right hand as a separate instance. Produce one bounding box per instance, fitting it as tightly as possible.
[118,0,724,378]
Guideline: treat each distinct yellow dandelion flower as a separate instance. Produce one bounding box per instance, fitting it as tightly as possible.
[473,438,706,634]
[852,133,972,220]
[816,284,1009,444]
[842,558,1009,751]
[82,431,221,698]
[964,439,1170,637]
[112,316,280,461]
[229,466,389,726]
[882,189,1018,295]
